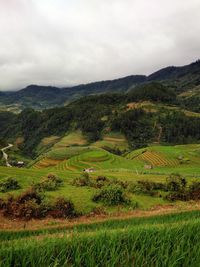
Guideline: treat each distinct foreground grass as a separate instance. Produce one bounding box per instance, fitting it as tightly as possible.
[0,211,200,266]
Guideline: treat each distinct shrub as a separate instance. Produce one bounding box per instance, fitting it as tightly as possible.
[49,198,76,218]
[165,181,200,202]
[2,188,47,219]
[0,177,21,193]
[72,173,91,187]
[129,180,166,196]
[92,185,130,206]
[33,174,63,191]
[1,189,77,220]
[165,192,189,201]
[188,182,200,200]
[166,174,187,192]
[92,176,110,188]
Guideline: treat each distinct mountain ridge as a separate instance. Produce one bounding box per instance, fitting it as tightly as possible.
[0,59,199,109]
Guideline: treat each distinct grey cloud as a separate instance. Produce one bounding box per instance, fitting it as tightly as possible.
[0,0,199,90]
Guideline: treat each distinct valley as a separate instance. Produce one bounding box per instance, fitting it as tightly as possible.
[0,60,200,266]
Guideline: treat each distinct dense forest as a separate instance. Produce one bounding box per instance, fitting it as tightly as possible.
[0,81,200,157]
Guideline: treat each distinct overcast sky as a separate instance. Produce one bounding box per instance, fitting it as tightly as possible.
[0,0,200,90]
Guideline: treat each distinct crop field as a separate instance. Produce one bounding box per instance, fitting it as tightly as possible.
[93,132,129,150]
[0,142,200,266]
[53,131,88,148]
[127,144,200,176]
[54,148,142,172]
[0,210,200,266]
[32,146,94,169]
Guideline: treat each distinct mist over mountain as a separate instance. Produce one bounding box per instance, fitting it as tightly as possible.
[0,60,200,110]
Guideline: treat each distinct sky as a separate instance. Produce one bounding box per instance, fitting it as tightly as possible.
[0,0,200,90]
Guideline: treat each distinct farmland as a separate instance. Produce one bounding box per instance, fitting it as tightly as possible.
[0,142,200,213]
[0,210,200,266]
[0,135,200,266]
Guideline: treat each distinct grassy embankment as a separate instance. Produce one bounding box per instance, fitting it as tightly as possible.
[0,210,200,266]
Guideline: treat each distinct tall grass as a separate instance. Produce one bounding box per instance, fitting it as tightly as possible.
[0,211,200,266]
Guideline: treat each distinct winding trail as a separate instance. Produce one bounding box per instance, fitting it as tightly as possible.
[1,144,13,167]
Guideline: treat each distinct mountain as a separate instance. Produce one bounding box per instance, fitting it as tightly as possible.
[1,85,200,157]
[0,75,146,110]
[0,60,200,110]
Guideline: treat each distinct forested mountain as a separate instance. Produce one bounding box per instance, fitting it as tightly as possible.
[0,60,200,110]
[1,81,200,157]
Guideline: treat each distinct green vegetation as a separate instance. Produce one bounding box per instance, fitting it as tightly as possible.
[0,60,200,266]
[0,211,200,266]
[0,177,21,193]
[1,80,200,157]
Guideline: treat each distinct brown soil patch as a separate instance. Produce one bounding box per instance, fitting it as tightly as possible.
[34,158,63,169]
[0,202,200,231]
[104,137,125,142]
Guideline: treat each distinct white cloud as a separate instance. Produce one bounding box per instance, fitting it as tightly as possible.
[0,0,199,90]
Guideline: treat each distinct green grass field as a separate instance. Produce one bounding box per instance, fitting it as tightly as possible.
[1,139,200,266]
[0,210,200,266]
[1,141,200,214]
[126,144,200,176]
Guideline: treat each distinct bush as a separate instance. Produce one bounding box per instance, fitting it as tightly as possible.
[92,185,130,206]
[1,189,77,220]
[73,174,130,190]
[165,180,200,202]
[0,177,21,193]
[72,173,91,187]
[166,174,187,192]
[188,182,200,200]
[2,188,47,219]
[33,174,63,191]
[165,192,189,201]
[128,180,166,196]
[92,176,110,188]
[48,198,76,218]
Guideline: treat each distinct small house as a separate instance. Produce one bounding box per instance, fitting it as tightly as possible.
[83,167,96,173]
[144,164,153,169]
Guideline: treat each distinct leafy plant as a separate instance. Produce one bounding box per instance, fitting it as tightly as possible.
[92,185,130,206]
[0,177,21,193]
[72,173,91,187]
[49,197,77,218]
[33,173,63,191]
[166,174,187,192]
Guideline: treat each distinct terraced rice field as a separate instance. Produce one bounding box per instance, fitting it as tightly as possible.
[32,147,94,169]
[32,158,62,169]
[54,149,138,172]
[127,144,200,166]
[93,132,129,150]
[137,150,178,167]
[53,131,87,148]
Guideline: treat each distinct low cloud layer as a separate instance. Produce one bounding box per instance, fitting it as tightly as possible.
[0,0,200,90]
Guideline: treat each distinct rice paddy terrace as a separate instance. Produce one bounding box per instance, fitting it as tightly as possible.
[126,144,200,175]
[32,138,200,176]
[1,136,200,266]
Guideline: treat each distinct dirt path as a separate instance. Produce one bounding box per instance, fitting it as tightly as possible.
[1,144,13,167]
[0,202,200,231]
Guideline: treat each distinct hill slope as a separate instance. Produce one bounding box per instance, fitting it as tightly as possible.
[0,60,200,110]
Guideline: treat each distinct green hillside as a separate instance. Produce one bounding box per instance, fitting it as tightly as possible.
[127,144,200,176]
[0,61,200,266]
